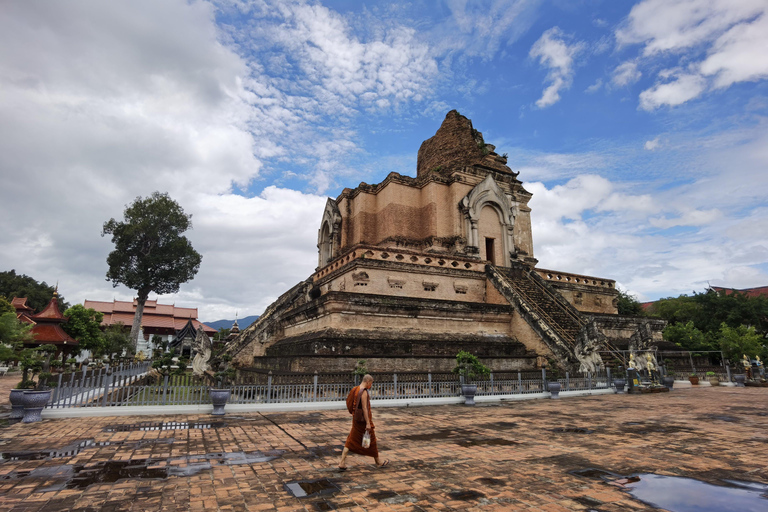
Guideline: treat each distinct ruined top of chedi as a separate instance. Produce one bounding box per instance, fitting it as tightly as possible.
[416,109,515,178]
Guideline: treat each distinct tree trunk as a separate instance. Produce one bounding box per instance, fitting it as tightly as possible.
[129,290,149,353]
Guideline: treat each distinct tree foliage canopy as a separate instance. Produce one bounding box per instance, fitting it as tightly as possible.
[62,305,104,354]
[102,192,202,349]
[0,270,68,312]
[616,288,644,316]
[102,192,202,299]
[653,289,768,360]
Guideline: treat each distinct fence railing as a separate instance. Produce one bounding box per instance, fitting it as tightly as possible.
[45,368,613,409]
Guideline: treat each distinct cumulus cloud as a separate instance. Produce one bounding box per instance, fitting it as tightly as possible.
[611,61,642,87]
[639,71,707,110]
[617,0,768,109]
[529,27,585,107]
[644,137,661,150]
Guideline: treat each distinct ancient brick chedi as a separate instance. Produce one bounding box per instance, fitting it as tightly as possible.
[228,111,663,373]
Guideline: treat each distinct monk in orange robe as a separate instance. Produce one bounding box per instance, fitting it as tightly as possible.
[338,374,389,469]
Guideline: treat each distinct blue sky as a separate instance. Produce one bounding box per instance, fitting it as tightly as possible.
[1,0,766,321]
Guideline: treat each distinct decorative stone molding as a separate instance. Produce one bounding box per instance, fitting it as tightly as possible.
[387,277,405,289]
[422,281,438,291]
[317,198,342,268]
[460,174,517,266]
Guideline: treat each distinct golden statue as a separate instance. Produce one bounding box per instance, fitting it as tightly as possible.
[742,354,753,380]
[628,354,637,370]
[645,353,659,384]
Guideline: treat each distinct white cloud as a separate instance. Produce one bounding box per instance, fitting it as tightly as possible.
[618,0,768,109]
[644,137,661,150]
[611,61,641,87]
[431,0,541,58]
[616,0,765,55]
[585,78,603,93]
[529,27,585,107]
[639,71,707,110]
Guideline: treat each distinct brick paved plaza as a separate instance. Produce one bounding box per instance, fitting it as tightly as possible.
[1,375,767,511]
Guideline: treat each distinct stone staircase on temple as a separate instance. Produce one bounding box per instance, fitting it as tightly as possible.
[487,263,625,370]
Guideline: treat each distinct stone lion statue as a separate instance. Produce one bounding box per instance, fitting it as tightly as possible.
[191,327,213,377]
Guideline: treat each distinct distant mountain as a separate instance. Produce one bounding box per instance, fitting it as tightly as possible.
[204,315,259,331]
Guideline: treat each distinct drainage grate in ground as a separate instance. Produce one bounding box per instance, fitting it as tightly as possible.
[103,421,227,432]
[285,479,339,498]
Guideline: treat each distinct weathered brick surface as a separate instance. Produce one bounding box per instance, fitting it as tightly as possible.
[2,373,766,511]
[416,110,512,177]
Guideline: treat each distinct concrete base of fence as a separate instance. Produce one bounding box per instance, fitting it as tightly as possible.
[673,380,692,388]
[40,387,616,419]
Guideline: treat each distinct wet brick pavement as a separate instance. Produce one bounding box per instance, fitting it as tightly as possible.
[1,375,767,511]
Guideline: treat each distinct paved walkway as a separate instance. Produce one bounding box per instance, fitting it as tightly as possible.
[1,376,766,511]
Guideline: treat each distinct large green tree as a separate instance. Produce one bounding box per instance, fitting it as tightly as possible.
[102,192,202,350]
[62,305,105,355]
[0,270,68,312]
[616,288,644,316]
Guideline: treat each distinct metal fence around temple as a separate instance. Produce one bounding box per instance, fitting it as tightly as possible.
[44,367,612,409]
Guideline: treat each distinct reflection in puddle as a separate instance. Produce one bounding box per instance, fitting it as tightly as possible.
[103,421,227,432]
[448,489,485,501]
[285,479,339,498]
[1,438,175,461]
[550,427,594,434]
[622,474,767,512]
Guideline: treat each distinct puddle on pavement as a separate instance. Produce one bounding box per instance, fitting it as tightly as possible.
[455,438,518,447]
[477,421,518,430]
[368,490,398,500]
[550,427,594,434]
[620,474,768,512]
[1,449,284,490]
[474,477,506,486]
[103,421,227,432]
[448,489,485,501]
[303,445,343,459]
[1,438,175,461]
[284,478,339,498]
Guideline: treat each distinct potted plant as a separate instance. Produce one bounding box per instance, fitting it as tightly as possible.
[546,364,562,399]
[210,368,234,415]
[21,371,53,423]
[209,353,235,415]
[688,372,699,385]
[452,351,490,405]
[706,371,719,386]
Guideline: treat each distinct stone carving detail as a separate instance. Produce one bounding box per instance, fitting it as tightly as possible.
[628,320,658,371]
[460,174,516,266]
[387,277,405,289]
[318,198,342,268]
[574,319,607,374]
[191,327,213,377]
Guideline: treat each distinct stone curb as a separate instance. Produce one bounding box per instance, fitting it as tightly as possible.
[40,388,615,418]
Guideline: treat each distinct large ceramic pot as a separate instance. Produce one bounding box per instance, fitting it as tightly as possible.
[209,388,231,415]
[9,389,25,419]
[548,382,561,399]
[21,390,52,423]
[662,376,675,390]
[734,374,746,387]
[708,376,720,386]
[461,384,478,406]
[688,376,699,385]
[613,379,626,394]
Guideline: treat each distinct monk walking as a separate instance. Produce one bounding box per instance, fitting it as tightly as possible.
[338,374,389,470]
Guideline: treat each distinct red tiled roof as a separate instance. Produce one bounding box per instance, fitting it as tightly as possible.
[32,296,67,322]
[30,323,77,346]
[711,286,768,298]
[11,297,34,313]
[83,299,216,334]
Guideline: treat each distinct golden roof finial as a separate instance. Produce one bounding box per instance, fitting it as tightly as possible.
[53,282,59,298]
